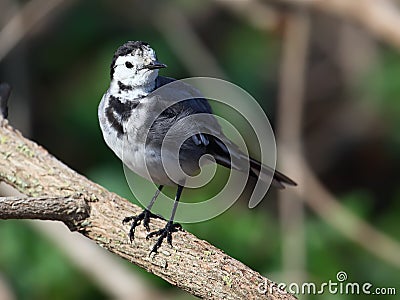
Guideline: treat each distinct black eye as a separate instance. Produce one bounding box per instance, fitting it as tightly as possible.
[125,62,133,68]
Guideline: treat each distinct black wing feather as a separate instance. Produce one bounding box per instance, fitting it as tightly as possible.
[155,76,296,188]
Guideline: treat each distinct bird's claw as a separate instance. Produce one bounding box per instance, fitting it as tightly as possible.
[123,209,162,242]
[146,221,182,255]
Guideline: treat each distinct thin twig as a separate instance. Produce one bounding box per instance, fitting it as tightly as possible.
[297,156,400,269]
[276,0,400,50]
[153,4,227,78]
[217,0,400,51]
[0,195,89,229]
[276,10,310,283]
[0,0,73,61]
[216,0,279,30]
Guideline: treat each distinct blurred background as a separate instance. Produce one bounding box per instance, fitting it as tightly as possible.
[0,0,399,299]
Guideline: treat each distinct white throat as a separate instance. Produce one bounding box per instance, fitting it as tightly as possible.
[109,77,156,99]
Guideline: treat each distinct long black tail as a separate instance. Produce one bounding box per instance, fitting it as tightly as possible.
[249,157,297,189]
[207,136,297,189]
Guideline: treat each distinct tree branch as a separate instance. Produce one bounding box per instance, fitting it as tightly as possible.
[0,118,295,299]
[0,195,89,229]
[0,183,167,300]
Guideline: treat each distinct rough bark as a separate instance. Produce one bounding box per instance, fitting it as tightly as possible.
[0,118,295,300]
[0,195,89,228]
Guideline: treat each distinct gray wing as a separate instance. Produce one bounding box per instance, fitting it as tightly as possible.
[153,76,296,188]
[156,76,212,113]
[152,76,219,148]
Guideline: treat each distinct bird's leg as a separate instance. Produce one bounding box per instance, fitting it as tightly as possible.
[147,185,183,255]
[123,185,164,242]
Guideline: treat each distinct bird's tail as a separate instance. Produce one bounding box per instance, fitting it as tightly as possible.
[249,157,297,189]
[208,136,296,188]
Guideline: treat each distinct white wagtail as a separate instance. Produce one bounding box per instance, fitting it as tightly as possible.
[98,41,296,254]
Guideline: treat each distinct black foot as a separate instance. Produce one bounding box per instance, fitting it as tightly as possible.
[122,209,162,242]
[146,221,182,255]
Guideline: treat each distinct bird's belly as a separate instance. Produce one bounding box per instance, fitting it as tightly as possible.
[122,145,169,185]
[99,118,178,185]
[123,145,203,186]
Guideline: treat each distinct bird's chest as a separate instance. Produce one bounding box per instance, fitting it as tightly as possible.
[99,97,169,181]
[99,98,147,157]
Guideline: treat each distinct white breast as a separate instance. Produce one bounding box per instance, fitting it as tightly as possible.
[98,93,177,185]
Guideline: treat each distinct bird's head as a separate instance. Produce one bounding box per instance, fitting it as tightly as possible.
[110,41,166,87]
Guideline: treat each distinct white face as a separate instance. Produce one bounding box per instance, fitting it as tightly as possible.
[112,45,162,86]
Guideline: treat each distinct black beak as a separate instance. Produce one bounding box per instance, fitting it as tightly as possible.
[146,61,167,70]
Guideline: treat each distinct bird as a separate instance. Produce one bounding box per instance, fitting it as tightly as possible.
[98,41,296,254]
